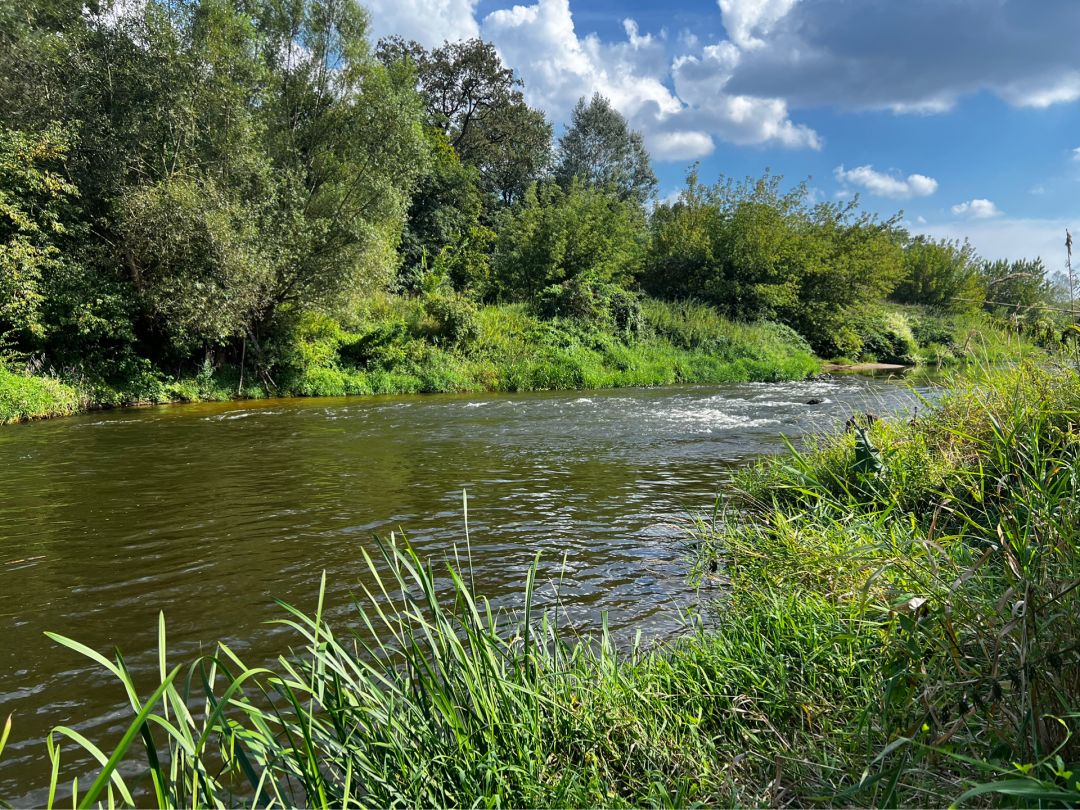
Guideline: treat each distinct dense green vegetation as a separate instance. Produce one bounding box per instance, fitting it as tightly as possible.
[9,359,1077,807]
[1,0,1070,424]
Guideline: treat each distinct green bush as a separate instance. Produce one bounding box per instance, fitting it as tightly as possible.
[420,291,480,349]
[492,181,646,301]
[856,309,920,364]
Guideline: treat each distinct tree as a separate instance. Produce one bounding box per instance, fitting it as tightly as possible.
[644,169,906,356]
[377,36,552,206]
[0,126,80,354]
[554,94,657,206]
[492,181,646,304]
[398,128,491,294]
[2,0,428,367]
[891,236,983,310]
[644,171,805,319]
[116,176,269,354]
[979,258,1053,319]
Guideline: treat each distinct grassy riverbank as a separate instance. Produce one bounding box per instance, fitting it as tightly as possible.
[10,359,1078,808]
[0,297,1031,424]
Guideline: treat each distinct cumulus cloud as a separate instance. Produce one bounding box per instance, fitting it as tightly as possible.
[723,0,1080,114]
[483,0,680,124]
[649,131,716,160]
[834,165,938,199]
[718,0,801,50]
[364,0,480,47]
[951,199,1003,219]
[480,0,820,160]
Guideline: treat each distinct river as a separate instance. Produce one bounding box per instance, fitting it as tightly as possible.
[0,374,928,802]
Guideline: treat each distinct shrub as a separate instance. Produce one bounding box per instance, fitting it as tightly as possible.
[856,309,920,364]
[492,181,646,302]
[420,292,480,349]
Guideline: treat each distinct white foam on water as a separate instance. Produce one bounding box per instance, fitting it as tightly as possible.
[205,409,283,421]
[664,407,779,429]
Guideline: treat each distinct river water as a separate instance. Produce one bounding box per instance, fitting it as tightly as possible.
[0,374,927,801]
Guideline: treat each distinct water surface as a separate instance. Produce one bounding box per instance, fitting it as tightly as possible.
[0,375,925,801]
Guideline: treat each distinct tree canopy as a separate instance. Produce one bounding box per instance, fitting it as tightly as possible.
[377,36,552,206]
[554,94,657,207]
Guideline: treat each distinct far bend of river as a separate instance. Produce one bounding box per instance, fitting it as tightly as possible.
[0,374,930,801]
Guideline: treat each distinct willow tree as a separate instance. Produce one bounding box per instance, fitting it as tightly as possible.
[1,0,428,364]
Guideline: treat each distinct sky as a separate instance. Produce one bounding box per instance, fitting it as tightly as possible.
[360,0,1080,269]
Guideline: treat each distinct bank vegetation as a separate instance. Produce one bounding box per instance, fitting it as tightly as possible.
[1,1,1070,423]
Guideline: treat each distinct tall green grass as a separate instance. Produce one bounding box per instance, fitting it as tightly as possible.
[695,360,1080,805]
[0,367,81,424]
[281,298,822,397]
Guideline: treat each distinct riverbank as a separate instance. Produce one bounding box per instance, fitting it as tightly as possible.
[0,298,1031,425]
[12,359,1077,808]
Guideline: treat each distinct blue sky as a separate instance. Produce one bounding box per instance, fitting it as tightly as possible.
[362,0,1080,268]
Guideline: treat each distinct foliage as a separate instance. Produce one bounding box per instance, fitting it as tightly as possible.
[117,176,269,354]
[377,35,553,206]
[891,235,983,310]
[979,257,1059,330]
[707,361,1080,805]
[492,181,646,303]
[554,93,657,206]
[0,365,80,423]
[397,129,488,293]
[854,308,920,365]
[2,0,427,371]
[644,170,905,357]
[0,126,80,354]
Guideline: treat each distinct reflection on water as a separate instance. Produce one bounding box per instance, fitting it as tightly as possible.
[0,374,927,801]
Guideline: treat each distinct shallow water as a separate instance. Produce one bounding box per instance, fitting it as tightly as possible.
[0,374,927,801]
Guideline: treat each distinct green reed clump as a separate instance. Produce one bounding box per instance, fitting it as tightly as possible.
[25,529,902,809]
[694,359,1080,805]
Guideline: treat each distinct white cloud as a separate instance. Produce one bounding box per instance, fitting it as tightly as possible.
[834,165,938,199]
[951,199,1003,219]
[718,0,801,50]
[886,97,956,115]
[364,0,480,47]
[999,72,1080,108]
[482,0,820,160]
[483,0,681,125]
[922,217,1076,265]
[649,131,716,160]
[669,42,821,150]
